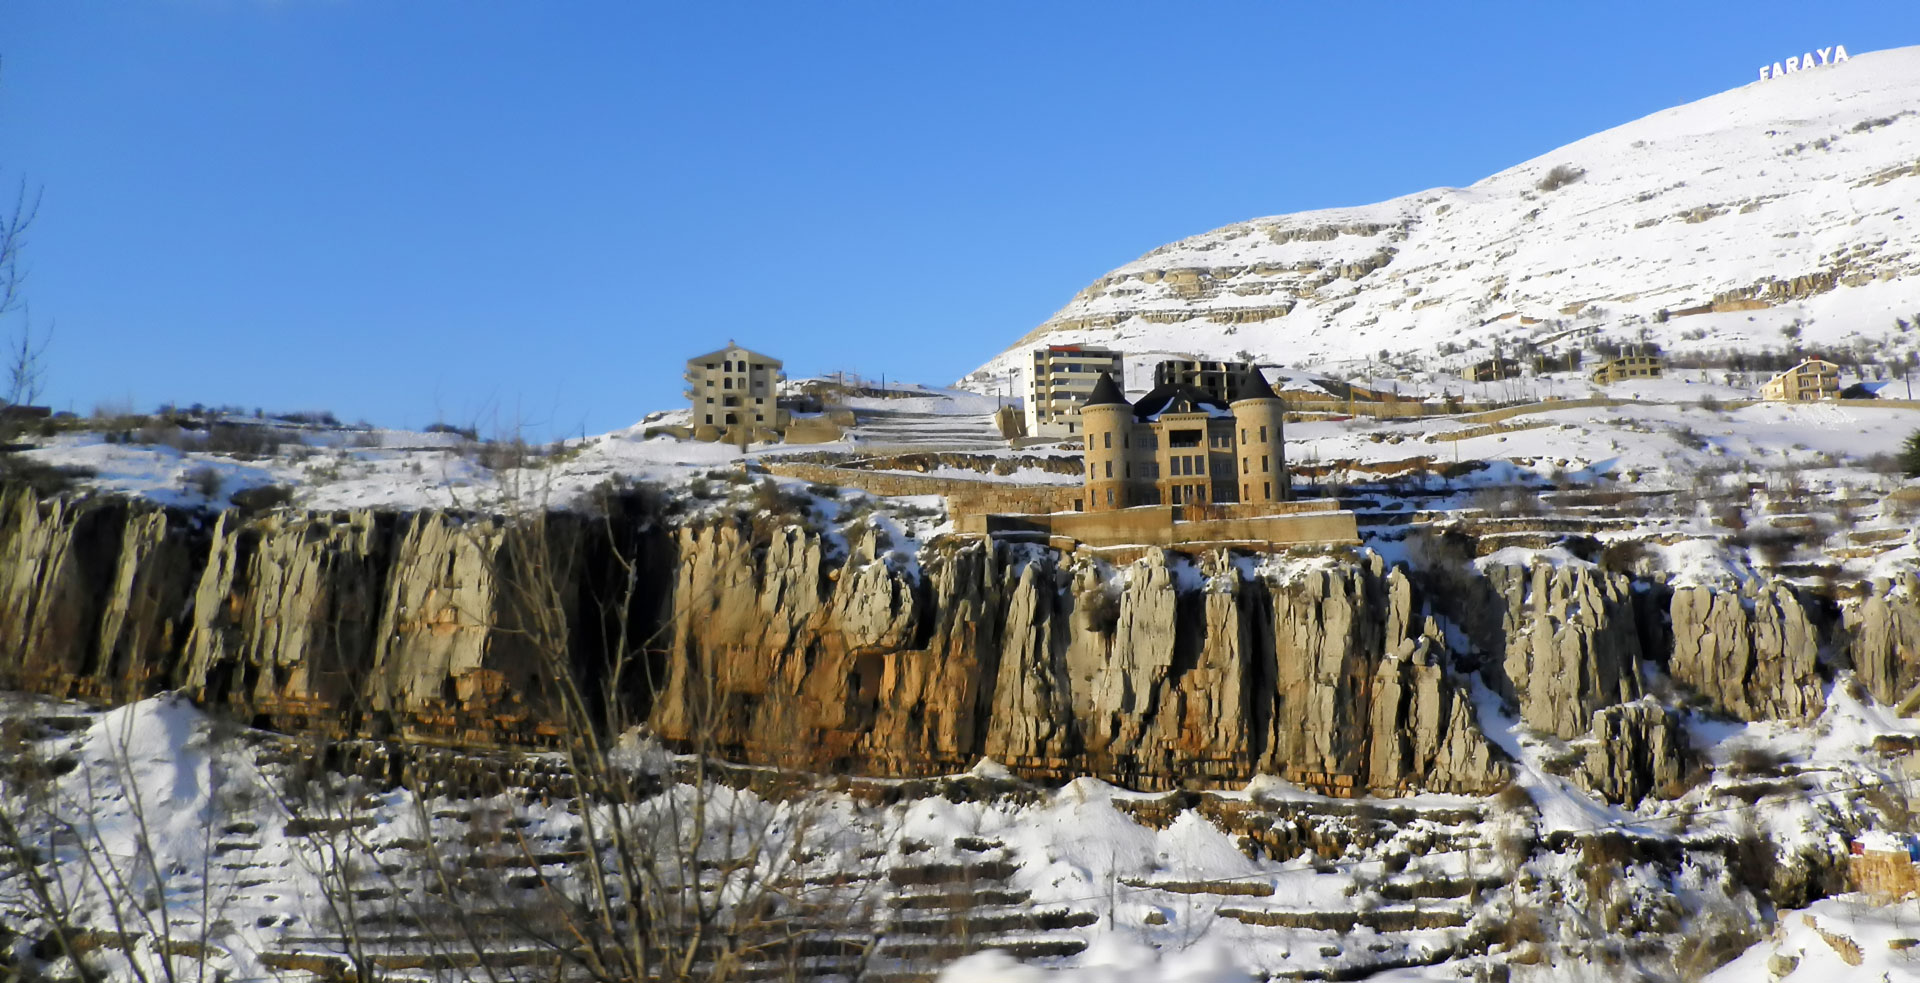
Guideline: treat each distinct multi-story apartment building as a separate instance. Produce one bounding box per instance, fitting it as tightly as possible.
[1761,357,1840,401]
[1590,353,1665,385]
[1151,358,1263,403]
[1027,345,1123,439]
[1079,369,1287,511]
[684,343,788,439]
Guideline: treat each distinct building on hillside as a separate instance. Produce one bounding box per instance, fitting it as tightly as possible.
[1470,357,1522,382]
[1079,369,1287,511]
[1027,345,1124,439]
[1151,358,1261,403]
[1589,353,1665,385]
[1761,357,1840,401]
[684,343,789,441]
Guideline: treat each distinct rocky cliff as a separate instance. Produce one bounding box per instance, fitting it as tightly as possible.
[0,483,1912,803]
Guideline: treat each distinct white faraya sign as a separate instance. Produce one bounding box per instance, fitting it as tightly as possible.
[1760,45,1849,80]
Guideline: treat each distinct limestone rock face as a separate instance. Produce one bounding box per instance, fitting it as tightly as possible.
[1845,574,1920,706]
[0,488,1509,795]
[182,510,390,728]
[1484,563,1642,740]
[0,490,196,701]
[1581,701,1687,806]
[1670,582,1824,721]
[654,523,1510,795]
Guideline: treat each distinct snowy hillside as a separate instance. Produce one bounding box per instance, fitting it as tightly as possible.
[967,46,1920,385]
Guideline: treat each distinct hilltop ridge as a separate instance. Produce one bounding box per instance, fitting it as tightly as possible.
[966,45,1920,386]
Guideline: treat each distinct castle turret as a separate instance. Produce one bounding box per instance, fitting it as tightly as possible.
[1079,372,1133,511]
[1230,368,1288,504]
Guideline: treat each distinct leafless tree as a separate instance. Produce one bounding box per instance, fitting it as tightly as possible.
[1,151,49,407]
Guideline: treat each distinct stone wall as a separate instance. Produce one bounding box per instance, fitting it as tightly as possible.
[763,461,1077,514]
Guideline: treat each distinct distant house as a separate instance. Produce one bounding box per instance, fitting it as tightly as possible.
[1761,358,1840,402]
[1470,357,1522,382]
[1027,345,1123,439]
[1590,353,1664,386]
[684,343,789,441]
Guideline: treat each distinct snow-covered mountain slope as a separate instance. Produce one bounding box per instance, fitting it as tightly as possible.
[967,46,1920,384]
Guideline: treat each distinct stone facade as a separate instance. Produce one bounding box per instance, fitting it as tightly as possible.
[684,343,788,441]
[1080,371,1287,512]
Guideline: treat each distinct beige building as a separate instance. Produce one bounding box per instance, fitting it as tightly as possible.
[1028,345,1123,439]
[1080,370,1287,511]
[684,343,789,441]
[1590,353,1665,385]
[1761,358,1840,401]
[1152,358,1261,402]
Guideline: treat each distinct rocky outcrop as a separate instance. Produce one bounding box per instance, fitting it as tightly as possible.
[654,529,1509,795]
[1483,563,1642,740]
[1845,573,1920,706]
[1581,701,1688,806]
[0,492,197,702]
[182,510,391,729]
[9,478,1881,807]
[1670,582,1824,721]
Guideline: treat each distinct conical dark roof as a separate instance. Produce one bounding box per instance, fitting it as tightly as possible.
[1231,367,1280,403]
[1081,372,1130,408]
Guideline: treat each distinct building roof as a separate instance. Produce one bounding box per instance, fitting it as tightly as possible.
[1765,357,1840,382]
[686,343,783,366]
[1131,383,1233,422]
[1231,367,1280,403]
[1080,372,1130,408]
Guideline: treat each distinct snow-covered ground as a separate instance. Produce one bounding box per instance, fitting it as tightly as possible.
[10,668,1920,982]
[968,45,1920,396]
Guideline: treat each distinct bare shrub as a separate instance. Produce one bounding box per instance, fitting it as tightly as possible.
[1670,899,1761,981]
[1536,164,1587,192]
[182,464,223,499]
[1598,538,1651,575]
[1078,583,1122,634]
[1727,746,1785,778]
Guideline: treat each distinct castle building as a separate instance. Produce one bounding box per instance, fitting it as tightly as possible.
[684,343,789,440]
[1027,345,1124,439]
[1079,369,1287,511]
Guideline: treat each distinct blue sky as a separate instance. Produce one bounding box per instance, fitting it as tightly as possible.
[6,2,1917,437]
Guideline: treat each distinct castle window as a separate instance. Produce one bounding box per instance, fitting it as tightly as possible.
[1106,489,1114,506]
[1259,425,1267,442]
[1125,463,1131,478]
[1263,481,1271,499]
[1104,461,1112,478]
[1243,457,1249,473]
[1103,432,1111,449]
[705,414,712,424]
[724,378,733,390]
[1262,455,1269,471]
[1243,483,1249,500]
[1241,427,1248,443]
